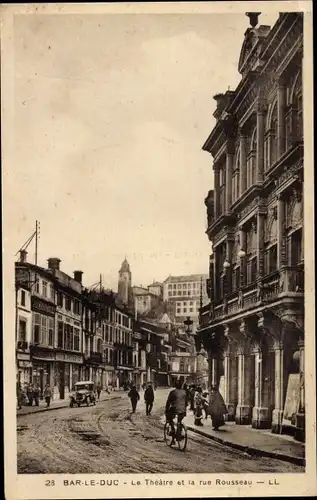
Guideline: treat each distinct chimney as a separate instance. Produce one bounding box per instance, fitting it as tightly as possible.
[19,249,27,263]
[74,270,83,283]
[47,257,61,271]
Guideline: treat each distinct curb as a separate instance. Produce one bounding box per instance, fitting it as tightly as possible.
[186,425,305,467]
[17,395,123,417]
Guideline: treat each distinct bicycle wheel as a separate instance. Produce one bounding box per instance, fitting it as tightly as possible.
[177,423,188,451]
[164,422,174,447]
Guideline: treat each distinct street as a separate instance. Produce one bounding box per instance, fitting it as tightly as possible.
[17,389,303,474]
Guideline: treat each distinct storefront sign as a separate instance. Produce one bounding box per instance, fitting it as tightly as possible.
[32,350,55,361]
[17,352,31,361]
[31,296,56,317]
[55,352,83,364]
[18,360,32,368]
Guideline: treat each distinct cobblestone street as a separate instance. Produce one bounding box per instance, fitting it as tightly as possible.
[17,389,303,474]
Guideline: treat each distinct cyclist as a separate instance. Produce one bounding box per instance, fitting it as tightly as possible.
[165,379,187,445]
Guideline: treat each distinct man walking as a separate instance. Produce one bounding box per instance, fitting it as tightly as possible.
[33,384,40,406]
[96,383,102,400]
[144,382,155,416]
[128,385,140,413]
[44,384,52,408]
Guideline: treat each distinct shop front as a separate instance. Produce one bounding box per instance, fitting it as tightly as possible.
[31,348,55,395]
[17,353,32,388]
[55,352,83,399]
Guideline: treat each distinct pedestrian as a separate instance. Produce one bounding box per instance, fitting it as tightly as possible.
[153,381,157,391]
[189,384,196,412]
[128,384,140,413]
[144,382,155,416]
[209,386,227,430]
[194,387,204,426]
[17,385,23,410]
[202,391,209,419]
[27,383,34,406]
[96,383,102,400]
[33,384,40,406]
[44,384,52,408]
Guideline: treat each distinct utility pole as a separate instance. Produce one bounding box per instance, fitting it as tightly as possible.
[35,220,40,266]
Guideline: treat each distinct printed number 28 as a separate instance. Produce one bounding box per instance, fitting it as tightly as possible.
[45,480,55,487]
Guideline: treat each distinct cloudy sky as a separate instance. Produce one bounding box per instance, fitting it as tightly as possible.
[10,10,278,290]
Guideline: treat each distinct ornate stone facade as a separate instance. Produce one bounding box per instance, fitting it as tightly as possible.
[199,13,304,442]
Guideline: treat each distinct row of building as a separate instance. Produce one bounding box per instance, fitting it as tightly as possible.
[15,252,209,400]
[197,13,304,441]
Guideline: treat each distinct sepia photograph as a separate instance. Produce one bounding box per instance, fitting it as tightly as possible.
[1,2,315,499]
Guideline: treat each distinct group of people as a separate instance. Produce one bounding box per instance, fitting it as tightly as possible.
[185,383,227,430]
[127,382,156,415]
[17,383,53,409]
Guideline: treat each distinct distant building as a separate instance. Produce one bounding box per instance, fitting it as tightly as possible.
[132,282,162,316]
[163,274,209,332]
[117,258,132,307]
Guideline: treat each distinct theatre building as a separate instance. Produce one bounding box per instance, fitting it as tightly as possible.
[199,13,304,441]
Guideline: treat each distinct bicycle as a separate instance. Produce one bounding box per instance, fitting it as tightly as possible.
[164,415,188,451]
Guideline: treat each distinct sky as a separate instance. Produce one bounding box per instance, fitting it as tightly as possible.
[10,11,279,291]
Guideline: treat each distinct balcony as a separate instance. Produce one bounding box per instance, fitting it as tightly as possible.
[211,266,303,322]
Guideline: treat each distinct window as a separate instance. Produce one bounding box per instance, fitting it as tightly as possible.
[247,257,257,284]
[48,318,54,346]
[57,321,64,348]
[35,280,40,294]
[19,319,27,342]
[183,308,187,314]
[74,327,80,351]
[65,296,72,311]
[176,308,181,314]
[50,284,55,300]
[73,299,80,315]
[57,292,63,307]
[232,266,240,291]
[189,308,193,313]
[268,245,278,274]
[21,290,26,307]
[33,313,41,343]
[290,229,303,265]
[65,324,73,350]
[42,281,48,298]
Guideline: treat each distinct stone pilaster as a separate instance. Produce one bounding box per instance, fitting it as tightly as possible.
[277,194,286,267]
[239,227,247,287]
[214,166,220,219]
[235,320,253,425]
[239,130,247,196]
[256,213,265,278]
[295,338,305,442]
[256,99,266,183]
[225,147,234,212]
[277,80,286,157]
[223,325,238,421]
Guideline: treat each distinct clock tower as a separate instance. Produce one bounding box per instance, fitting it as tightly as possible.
[118,257,132,305]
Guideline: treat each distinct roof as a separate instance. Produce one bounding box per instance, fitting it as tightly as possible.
[149,281,163,287]
[163,274,208,284]
[119,258,130,273]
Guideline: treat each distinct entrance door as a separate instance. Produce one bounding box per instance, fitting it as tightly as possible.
[59,364,65,399]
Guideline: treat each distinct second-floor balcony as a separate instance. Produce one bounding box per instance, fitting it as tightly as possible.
[206,265,304,323]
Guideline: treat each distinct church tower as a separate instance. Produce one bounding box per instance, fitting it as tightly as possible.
[117,258,132,305]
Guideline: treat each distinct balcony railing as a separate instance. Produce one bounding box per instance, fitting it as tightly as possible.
[211,266,303,321]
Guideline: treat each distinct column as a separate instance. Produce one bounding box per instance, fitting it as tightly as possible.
[271,340,285,433]
[257,213,265,278]
[89,366,93,380]
[69,364,73,392]
[214,167,220,219]
[277,194,286,268]
[251,347,271,429]
[226,239,233,293]
[239,131,247,196]
[239,228,247,287]
[277,80,286,157]
[213,247,218,300]
[223,346,238,420]
[225,147,234,212]
[207,348,213,392]
[256,100,265,182]
[295,339,305,442]
[211,358,218,388]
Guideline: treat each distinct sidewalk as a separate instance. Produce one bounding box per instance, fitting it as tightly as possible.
[17,391,124,417]
[183,412,305,467]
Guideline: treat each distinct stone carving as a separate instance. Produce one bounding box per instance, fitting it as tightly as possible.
[265,209,278,244]
[274,160,302,188]
[257,281,264,302]
[286,189,303,230]
[238,197,260,221]
[246,223,257,256]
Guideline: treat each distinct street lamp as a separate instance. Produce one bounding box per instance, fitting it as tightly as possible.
[238,249,246,259]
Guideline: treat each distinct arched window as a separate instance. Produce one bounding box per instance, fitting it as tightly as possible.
[265,101,278,170]
[97,338,102,353]
[247,127,256,188]
[286,71,302,147]
[232,147,240,204]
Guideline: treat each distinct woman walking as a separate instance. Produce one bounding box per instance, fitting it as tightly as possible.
[209,386,227,430]
[194,386,204,426]
[128,384,140,413]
